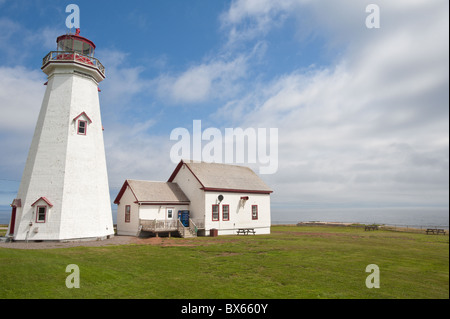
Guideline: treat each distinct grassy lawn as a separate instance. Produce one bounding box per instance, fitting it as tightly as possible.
[0,225,448,299]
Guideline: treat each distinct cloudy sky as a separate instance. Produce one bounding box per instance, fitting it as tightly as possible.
[0,0,448,222]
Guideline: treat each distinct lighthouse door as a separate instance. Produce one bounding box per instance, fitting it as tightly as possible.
[9,207,16,235]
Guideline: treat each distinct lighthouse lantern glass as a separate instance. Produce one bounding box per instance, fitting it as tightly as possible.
[57,37,95,57]
[57,39,72,52]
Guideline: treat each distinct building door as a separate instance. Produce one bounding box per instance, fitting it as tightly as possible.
[178,210,189,227]
[9,207,16,235]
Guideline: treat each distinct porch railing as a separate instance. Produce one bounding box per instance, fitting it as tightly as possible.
[139,218,205,234]
[140,219,178,232]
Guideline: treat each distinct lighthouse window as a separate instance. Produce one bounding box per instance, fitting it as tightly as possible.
[58,39,72,52]
[73,40,83,54]
[36,206,47,223]
[77,120,87,135]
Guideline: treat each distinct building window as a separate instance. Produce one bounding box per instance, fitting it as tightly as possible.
[222,204,229,221]
[252,205,258,220]
[125,205,131,223]
[36,206,47,223]
[212,204,219,221]
[77,120,87,135]
[167,208,173,219]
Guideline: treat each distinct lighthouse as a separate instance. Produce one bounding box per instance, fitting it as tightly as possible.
[7,29,114,241]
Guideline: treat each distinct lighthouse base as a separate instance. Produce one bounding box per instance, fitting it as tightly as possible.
[11,234,114,243]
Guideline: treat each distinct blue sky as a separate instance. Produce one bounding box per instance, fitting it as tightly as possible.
[0,0,448,222]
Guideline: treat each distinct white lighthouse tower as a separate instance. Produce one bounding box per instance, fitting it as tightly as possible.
[7,29,114,241]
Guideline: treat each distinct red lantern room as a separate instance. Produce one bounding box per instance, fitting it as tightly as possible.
[56,28,96,57]
[42,28,105,79]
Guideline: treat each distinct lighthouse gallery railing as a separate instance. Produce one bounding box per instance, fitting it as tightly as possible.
[42,51,105,76]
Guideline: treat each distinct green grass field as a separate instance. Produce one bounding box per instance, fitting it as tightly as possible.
[0,225,448,299]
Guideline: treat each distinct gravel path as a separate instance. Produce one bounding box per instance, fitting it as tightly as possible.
[0,235,135,250]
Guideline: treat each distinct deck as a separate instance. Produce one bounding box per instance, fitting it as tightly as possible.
[139,219,205,238]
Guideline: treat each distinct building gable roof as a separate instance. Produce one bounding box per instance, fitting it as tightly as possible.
[114,180,190,205]
[168,160,273,194]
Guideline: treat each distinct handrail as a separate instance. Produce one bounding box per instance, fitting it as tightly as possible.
[42,51,105,76]
[177,219,186,237]
[192,219,205,229]
[189,218,198,236]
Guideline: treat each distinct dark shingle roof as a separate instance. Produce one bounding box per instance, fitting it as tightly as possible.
[114,180,190,204]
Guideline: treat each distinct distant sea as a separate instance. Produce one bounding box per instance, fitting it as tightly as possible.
[1,206,448,229]
[272,207,449,229]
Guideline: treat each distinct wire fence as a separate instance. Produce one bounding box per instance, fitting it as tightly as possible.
[273,221,449,234]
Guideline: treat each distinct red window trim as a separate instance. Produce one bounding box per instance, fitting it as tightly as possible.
[125,205,131,223]
[212,204,219,221]
[77,120,87,135]
[36,205,47,223]
[222,204,229,221]
[252,205,258,220]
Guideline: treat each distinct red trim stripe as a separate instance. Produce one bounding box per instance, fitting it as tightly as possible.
[202,187,272,194]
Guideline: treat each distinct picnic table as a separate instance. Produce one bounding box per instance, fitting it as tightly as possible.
[426,228,446,235]
[237,228,256,235]
[365,225,378,231]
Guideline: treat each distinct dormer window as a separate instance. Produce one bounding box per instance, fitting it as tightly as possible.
[73,112,92,135]
[31,197,53,224]
[77,120,87,135]
[36,206,47,223]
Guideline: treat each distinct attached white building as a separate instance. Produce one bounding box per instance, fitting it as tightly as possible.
[115,180,190,236]
[115,160,273,237]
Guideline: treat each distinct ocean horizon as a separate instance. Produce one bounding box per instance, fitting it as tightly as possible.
[1,206,448,229]
[272,206,449,229]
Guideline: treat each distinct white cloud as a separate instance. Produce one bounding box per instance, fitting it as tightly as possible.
[155,54,249,104]
[103,125,174,189]
[0,66,46,178]
[95,48,155,120]
[0,0,447,216]
[215,0,449,209]
[220,0,301,44]
[0,17,60,64]
[0,66,45,133]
